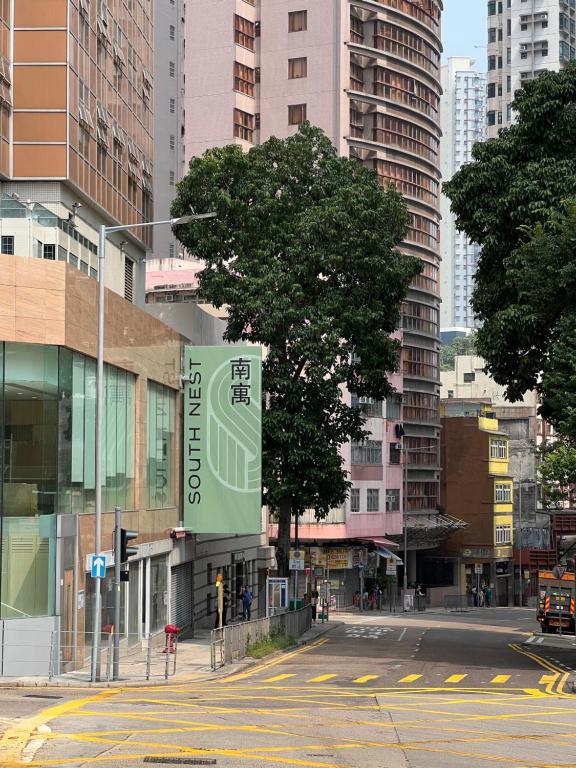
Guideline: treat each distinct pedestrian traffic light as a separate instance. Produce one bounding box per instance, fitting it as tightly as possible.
[120,528,138,564]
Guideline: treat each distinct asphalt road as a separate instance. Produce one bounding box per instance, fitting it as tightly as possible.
[1,608,575,768]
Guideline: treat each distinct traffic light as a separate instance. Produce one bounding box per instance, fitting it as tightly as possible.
[120,528,138,564]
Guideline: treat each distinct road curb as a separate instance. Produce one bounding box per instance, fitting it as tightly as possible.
[0,622,340,691]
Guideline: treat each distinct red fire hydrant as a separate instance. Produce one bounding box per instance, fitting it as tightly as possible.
[163,624,181,654]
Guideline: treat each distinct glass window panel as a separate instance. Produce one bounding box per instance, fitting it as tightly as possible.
[150,555,167,633]
[83,358,96,514]
[58,348,73,514]
[71,354,85,484]
[105,366,118,509]
[116,370,127,509]
[147,381,175,509]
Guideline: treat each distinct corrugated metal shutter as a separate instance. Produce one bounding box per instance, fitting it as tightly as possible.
[171,562,193,629]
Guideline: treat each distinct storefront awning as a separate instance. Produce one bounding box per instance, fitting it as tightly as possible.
[359,537,399,549]
[376,547,403,565]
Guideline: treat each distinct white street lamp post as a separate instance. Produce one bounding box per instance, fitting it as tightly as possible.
[90,212,215,682]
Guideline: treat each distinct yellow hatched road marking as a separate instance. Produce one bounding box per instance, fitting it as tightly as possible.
[445,674,467,683]
[308,674,338,683]
[491,675,511,684]
[399,674,423,683]
[353,675,379,684]
[263,674,297,683]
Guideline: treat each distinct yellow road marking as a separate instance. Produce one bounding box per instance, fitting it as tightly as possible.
[539,674,557,685]
[399,674,423,683]
[309,674,338,683]
[353,675,379,684]
[0,689,118,767]
[219,638,326,683]
[445,674,467,683]
[491,675,511,684]
[263,673,297,682]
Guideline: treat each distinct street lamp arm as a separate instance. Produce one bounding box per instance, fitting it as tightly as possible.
[104,212,216,234]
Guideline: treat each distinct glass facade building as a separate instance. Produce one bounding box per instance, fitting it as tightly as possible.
[0,342,136,619]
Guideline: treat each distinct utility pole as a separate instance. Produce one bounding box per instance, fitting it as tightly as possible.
[518,475,523,607]
[293,513,299,608]
[113,506,121,681]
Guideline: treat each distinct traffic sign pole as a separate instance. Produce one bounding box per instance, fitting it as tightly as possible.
[113,506,121,681]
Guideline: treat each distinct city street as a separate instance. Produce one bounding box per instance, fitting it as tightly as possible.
[1,608,575,767]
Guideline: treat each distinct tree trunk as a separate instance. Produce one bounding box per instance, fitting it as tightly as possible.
[276,496,293,577]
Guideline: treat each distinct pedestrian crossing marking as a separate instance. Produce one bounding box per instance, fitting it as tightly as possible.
[353,675,380,684]
[445,674,467,683]
[308,674,338,683]
[539,674,557,685]
[399,674,423,683]
[263,674,296,682]
[491,675,511,684]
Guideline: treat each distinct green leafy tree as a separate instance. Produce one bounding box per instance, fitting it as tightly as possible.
[444,63,576,432]
[171,124,420,575]
[440,333,477,372]
[538,438,576,509]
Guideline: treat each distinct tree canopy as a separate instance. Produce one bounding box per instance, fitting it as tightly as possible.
[171,124,420,574]
[444,63,576,434]
[440,333,477,372]
[538,437,576,509]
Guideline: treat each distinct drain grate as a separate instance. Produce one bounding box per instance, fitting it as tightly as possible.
[143,759,216,766]
[23,694,63,700]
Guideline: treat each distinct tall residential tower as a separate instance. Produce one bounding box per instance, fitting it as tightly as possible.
[186,0,444,563]
[487,0,576,138]
[440,58,486,329]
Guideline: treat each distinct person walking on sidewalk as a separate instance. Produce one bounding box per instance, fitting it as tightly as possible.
[310,589,319,622]
[242,585,253,621]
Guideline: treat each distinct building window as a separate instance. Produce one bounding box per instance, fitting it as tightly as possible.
[1,235,14,254]
[351,394,382,418]
[386,396,402,420]
[124,257,134,302]
[43,244,56,260]
[495,524,512,544]
[147,380,176,509]
[351,440,382,465]
[288,103,307,125]
[487,111,496,126]
[350,487,360,513]
[490,439,508,459]
[288,10,307,32]
[366,488,379,512]
[288,57,307,79]
[169,170,175,186]
[487,83,496,98]
[234,14,255,50]
[234,61,255,96]
[389,443,401,464]
[233,108,254,142]
[463,372,475,383]
[386,489,400,512]
[495,482,512,503]
[169,24,175,40]
[169,134,175,150]
[97,143,107,174]
[169,61,175,77]
[169,97,175,113]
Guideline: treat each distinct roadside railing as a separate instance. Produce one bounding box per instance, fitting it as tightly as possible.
[210,605,312,671]
[0,630,179,681]
[443,594,473,612]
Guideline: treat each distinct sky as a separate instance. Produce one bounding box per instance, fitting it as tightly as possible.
[442,0,487,68]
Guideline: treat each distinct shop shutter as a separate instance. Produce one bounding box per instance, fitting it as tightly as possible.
[171,562,193,629]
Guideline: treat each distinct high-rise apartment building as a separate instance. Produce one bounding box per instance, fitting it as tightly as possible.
[487,0,576,139]
[153,0,186,264]
[440,58,486,329]
[186,0,444,565]
[0,0,156,301]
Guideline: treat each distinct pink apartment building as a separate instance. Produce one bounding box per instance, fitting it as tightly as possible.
[185,0,443,588]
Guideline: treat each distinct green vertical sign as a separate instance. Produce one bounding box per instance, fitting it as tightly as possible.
[183,346,262,534]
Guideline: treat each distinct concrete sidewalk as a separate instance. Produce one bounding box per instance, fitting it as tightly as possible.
[0,619,340,690]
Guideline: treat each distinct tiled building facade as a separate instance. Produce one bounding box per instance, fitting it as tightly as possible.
[186,1,444,560]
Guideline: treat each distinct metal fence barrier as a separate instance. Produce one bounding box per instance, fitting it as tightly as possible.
[443,594,473,612]
[210,606,312,671]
